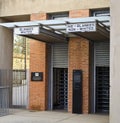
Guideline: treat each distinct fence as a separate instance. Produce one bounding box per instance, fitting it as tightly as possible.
[0,69,29,116]
[0,70,12,116]
[13,70,28,108]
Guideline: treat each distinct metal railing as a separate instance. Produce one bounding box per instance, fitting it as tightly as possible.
[0,69,29,116]
[0,70,12,116]
[12,70,28,108]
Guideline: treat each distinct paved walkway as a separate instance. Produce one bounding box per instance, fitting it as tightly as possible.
[0,110,109,123]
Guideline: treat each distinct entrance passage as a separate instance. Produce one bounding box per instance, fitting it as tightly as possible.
[94,42,109,113]
[53,68,68,110]
[96,67,109,113]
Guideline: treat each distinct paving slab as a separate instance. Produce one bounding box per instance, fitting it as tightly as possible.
[0,110,109,123]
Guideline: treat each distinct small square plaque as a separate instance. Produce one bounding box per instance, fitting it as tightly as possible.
[31,72,43,81]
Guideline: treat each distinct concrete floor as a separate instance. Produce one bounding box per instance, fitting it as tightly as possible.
[0,110,109,123]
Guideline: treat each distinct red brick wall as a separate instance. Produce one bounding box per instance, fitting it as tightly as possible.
[29,10,90,113]
[29,13,48,111]
[69,9,90,18]
[68,9,90,113]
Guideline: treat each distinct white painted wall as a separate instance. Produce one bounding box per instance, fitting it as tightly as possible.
[12,84,28,107]
[110,0,120,123]
[12,70,30,108]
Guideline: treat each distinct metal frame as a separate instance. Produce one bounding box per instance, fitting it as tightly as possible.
[67,20,109,41]
[91,8,110,17]
[0,16,110,28]
[15,25,68,43]
[0,16,110,112]
[48,12,69,20]
[93,42,97,113]
[50,45,54,110]
[0,16,110,43]
[93,41,110,113]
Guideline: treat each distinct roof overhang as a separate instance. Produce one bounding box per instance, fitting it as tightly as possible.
[14,26,68,43]
[66,20,109,41]
[0,16,110,43]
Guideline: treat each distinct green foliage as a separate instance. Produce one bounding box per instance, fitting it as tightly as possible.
[13,35,30,55]
[13,35,30,70]
[14,35,26,54]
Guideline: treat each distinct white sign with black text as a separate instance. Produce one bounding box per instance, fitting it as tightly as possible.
[14,26,40,35]
[66,22,96,32]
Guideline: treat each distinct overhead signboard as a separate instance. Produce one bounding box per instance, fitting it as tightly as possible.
[14,26,40,35]
[66,22,96,32]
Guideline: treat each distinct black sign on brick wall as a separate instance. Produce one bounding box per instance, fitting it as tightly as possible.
[31,72,43,81]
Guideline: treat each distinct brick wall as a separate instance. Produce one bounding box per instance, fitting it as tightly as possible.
[68,9,90,113]
[69,9,90,18]
[29,13,48,111]
[29,10,90,113]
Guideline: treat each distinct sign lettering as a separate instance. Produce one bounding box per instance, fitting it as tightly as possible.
[14,26,40,35]
[66,22,96,32]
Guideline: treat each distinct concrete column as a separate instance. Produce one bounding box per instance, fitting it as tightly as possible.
[0,19,13,107]
[0,19,13,70]
[110,0,120,122]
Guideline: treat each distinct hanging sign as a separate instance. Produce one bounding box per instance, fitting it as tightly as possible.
[14,26,40,35]
[66,22,96,32]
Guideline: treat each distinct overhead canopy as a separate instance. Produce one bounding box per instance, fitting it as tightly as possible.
[0,16,110,42]
[66,20,109,41]
[14,25,68,43]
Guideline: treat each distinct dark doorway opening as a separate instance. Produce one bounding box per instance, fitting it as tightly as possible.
[53,68,68,110]
[96,66,109,113]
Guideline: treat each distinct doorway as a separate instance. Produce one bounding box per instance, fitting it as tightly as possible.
[94,42,109,114]
[96,66,109,113]
[47,43,68,111]
[53,68,68,110]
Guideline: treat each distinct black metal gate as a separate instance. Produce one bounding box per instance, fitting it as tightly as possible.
[96,67,109,113]
[53,68,68,110]
[0,69,29,116]
[0,70,12,116]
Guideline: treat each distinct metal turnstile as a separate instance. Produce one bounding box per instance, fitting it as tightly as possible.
[96,67,109,113]
[53,68,68,110]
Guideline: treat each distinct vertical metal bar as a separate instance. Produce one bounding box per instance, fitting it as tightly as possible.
[50,45,54,110]
[10,69,13,114]
[22,70,24,108]
[20,70,23,107]
[21,71,23,107]
[8,69,11,115]
[24,37,27,80]
[12,70,14,108]
[93,42,96,113]
[17,70,19,107]
[3,70,5,115]
[23,37,26,108]
[2,70,3,115]
[6,69,8,114]
[19,70,21,108]
[26,69,29,109]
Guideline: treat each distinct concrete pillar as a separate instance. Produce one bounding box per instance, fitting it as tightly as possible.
[0,19,13,70]
[0,19,13,107]
[110,0,120,122]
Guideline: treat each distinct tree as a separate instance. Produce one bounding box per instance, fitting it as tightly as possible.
[13,35,30,70]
